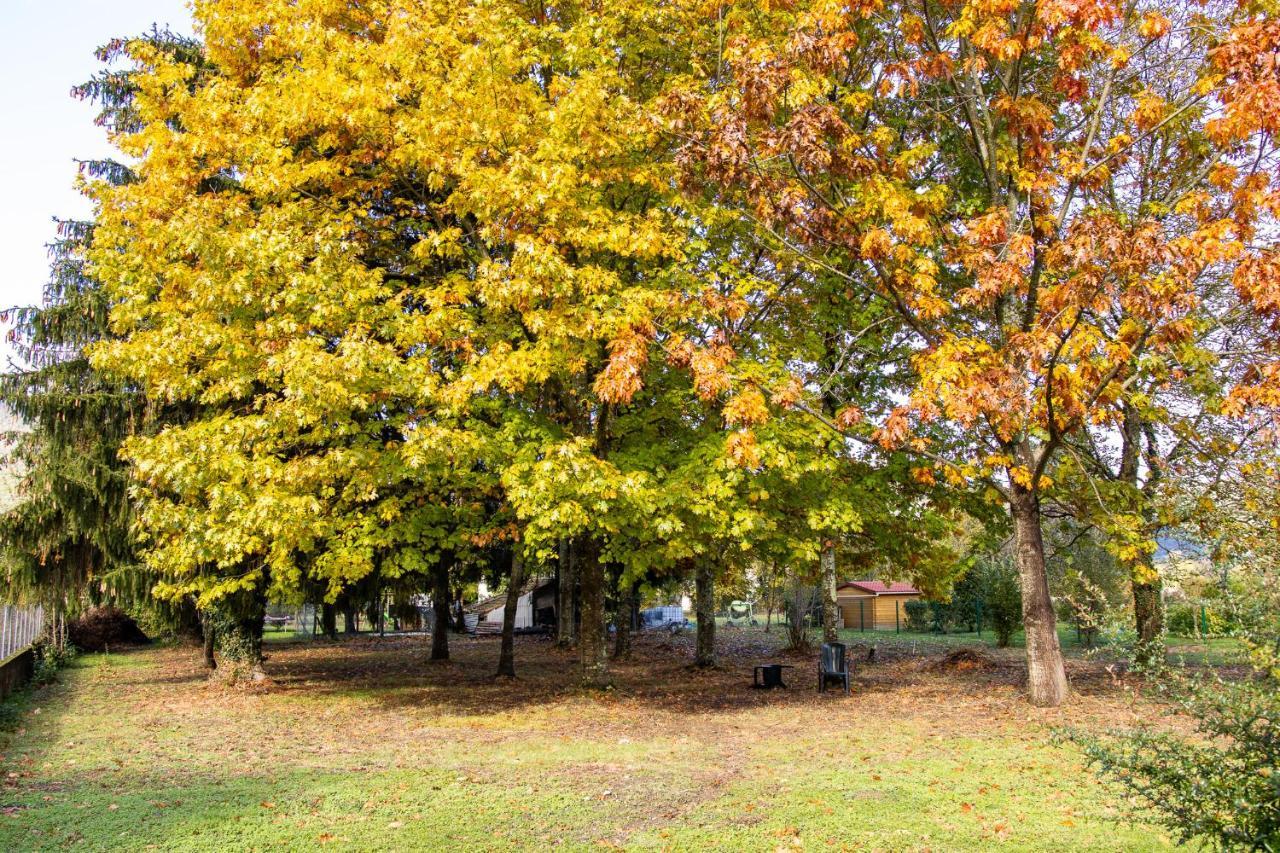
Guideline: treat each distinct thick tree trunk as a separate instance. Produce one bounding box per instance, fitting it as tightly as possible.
[614,580,637,660]
[820,541,839,643]
[215,589,268,682]
[577,538,609,688]
[200,611,217,670]
[342,603,356,634]
[497,546,526,678]
[1133,569,1164,667]
[694,558,716,668]
[240,607,267,681]
[1010,486,1069,707]
[431,553,452,661]
[321,602,337,640]
[557,538,576,647]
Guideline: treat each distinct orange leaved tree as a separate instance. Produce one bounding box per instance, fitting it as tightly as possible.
[667,0,1280,705]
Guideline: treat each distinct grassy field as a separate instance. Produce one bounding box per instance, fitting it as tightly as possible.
[729,615,1243,664]
[0,629,1182,851]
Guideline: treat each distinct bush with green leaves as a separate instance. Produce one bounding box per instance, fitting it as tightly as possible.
[1166,601,1233,638]
[904,599,932,632]
[980,559,1022,648]
[31,641,77,687]
[946,568,985,632]
[1071,656,1279,850]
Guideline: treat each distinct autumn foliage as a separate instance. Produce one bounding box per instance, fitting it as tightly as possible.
[13,0,1264,705]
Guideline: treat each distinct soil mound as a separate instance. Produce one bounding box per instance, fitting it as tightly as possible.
[67,607,150,652]
[931,648,998,672]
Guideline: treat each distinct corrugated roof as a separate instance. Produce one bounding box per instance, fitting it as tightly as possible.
[466,577,555,615]
[837,580,921,595]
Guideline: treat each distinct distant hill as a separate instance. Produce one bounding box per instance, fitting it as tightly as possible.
[1154,532,1205,561]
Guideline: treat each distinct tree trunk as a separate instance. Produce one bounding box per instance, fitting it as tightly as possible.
[694,557,716,668]
[614,580,637,660]
[431,553,452,661]
[342,603,356,634]
[497,546,526,678]
[1010,485,1069,707]
[577,538,609,688]
[764,563,775,633]
[200,611,217,670]
[321,602,337,640]
[1132,570,1164,668]
[1120,406,1166,667]
[215,589,267,681]
[820,541,839,643]
[557,538,576,647]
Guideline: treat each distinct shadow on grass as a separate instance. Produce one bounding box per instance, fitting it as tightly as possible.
[252,630,1076,720]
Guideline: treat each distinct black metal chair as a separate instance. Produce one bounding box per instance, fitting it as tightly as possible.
[818,642,850,694]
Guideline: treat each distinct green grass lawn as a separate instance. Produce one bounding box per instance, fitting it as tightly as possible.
[0,631,1180,851]
[726,617,1244,664]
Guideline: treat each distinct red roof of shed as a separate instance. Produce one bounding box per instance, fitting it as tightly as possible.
[837,580,921,595]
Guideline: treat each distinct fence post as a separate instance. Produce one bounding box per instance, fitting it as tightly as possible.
[1,605,9,659]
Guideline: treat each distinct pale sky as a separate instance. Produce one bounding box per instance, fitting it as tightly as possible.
[0,0,193,367]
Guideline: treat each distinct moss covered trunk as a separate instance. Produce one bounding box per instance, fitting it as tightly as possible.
[577,538,609,688]
[694,558,716,668]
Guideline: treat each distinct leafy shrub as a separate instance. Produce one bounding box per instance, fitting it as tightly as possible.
[983,559,1022,648]
[1060,571,1109,648]
[783,582,818,653]
[946,568,984,632]
[904,599,932,632]
[66,607,150,652]
[1072,661,1279,850]
[31,641,76,686]
[1166,601,1231,638]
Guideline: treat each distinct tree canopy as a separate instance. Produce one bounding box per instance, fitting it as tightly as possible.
[0,0,1274,704]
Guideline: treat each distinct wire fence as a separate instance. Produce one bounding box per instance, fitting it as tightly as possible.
[0,604,45,660]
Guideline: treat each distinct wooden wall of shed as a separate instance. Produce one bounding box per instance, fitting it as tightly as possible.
[838,593,922,630]
[837,596,872,631]
[873,595,920,629]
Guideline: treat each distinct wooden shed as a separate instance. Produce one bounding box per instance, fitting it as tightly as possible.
[836,580,922,632]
